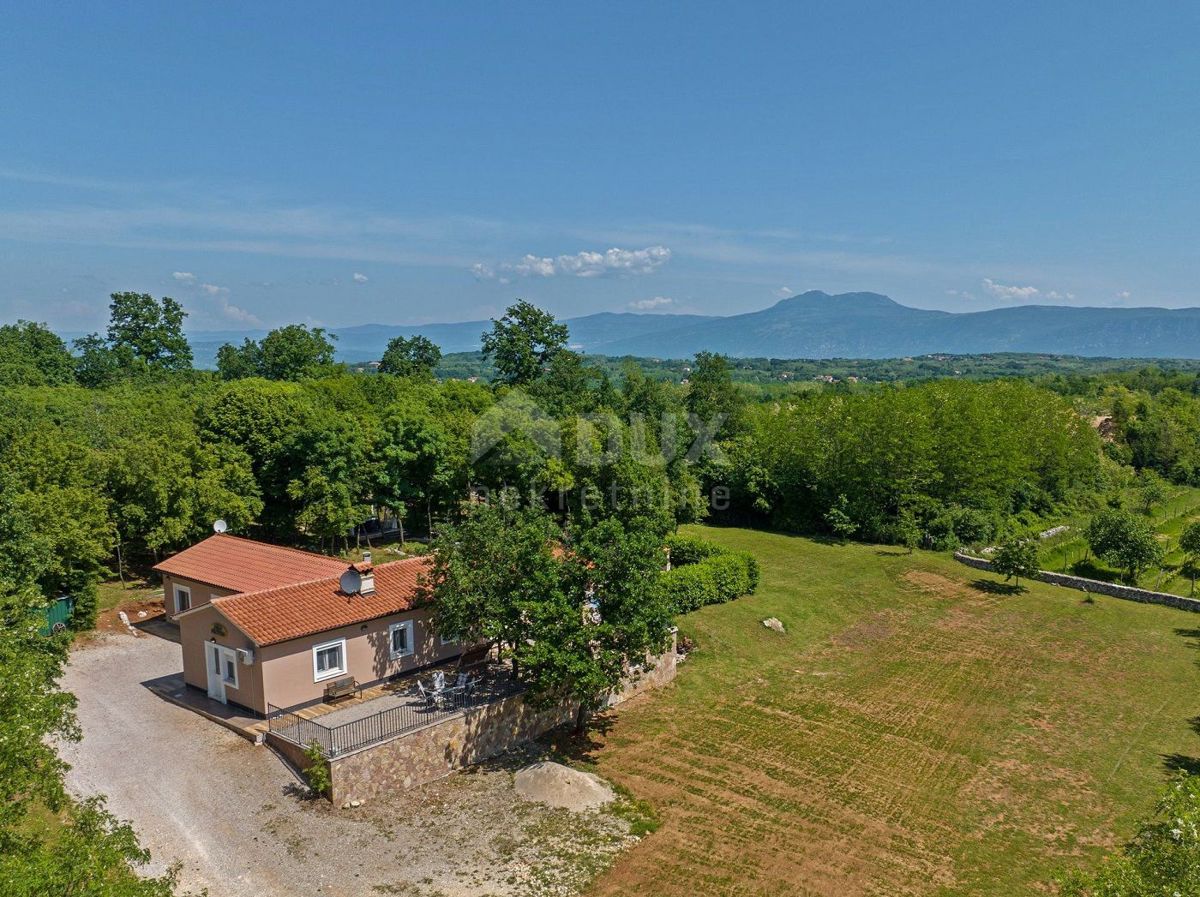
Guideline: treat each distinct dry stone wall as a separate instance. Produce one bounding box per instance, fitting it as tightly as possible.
[953,551,1200,613]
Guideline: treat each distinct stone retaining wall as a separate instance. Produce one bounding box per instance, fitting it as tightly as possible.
[953,551,1200,613]
[323,634,677,805]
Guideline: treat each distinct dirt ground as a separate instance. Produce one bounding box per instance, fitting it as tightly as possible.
[60,630,640,897]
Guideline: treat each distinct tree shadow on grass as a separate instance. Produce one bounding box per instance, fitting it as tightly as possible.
[1174,628,1200,650]
[969,578,1024,596]
[1162,753,1200,775]
[534,713,617,768]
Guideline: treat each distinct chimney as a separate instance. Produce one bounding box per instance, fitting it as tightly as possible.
[353,560,376,595]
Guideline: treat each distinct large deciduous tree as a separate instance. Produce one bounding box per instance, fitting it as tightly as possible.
[216,325,337,381]
[0,321,76,386]
[73,293,192,385]
[480,300,569,386]
[378,334,442,379]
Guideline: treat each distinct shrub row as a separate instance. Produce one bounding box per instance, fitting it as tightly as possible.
[659,537,759,614]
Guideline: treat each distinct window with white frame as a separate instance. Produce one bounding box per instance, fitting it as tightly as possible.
[389,620,414,659]
[312,638,346,681]
[439,631,458,646]
[174,585,191,614]
[221,650,238,687]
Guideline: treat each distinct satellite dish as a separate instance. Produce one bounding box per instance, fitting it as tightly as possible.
[340,568,362,595]
[213,519,228,534]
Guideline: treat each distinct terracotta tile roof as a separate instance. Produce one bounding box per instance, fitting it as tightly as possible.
[153,534,348,594]
[211,556,433,646]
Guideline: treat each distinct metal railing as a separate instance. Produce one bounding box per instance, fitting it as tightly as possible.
[267,676,523,759]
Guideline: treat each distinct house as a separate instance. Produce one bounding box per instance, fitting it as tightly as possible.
[155,535,459,716]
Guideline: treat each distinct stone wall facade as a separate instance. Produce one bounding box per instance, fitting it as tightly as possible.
[309,634,678,805]
[953,551,1200,613]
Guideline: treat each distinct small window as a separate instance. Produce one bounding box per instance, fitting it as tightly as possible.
[389,621,414,659]
[222,653,238,687]
[439,632,458,647]
[174,585,191,613]
[313,639,346,681]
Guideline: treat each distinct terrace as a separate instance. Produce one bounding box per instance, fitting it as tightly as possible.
[267,661,522,758]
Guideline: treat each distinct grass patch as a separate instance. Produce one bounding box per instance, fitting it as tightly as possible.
[584,526,1200,897]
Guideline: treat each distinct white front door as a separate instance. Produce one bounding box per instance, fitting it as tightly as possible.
[206,643,226,703]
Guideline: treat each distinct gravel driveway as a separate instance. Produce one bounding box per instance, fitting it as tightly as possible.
[60,629,636,897]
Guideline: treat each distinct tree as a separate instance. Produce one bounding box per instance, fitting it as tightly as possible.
[1178,521,1200,595]
[896,507,921,554]
[378,334,441,378]
[1085,509,1165,583]
[1059,773,1200,897]
[480,300,568,386]
[825,494,858,542]
[1137,468,1168,514]
[215,339,263,380]
[686,351,747,439]
[258,325,337,380]
[991,538,1040,587]
[427,501,675,734]
[0,581,181,896]
[0,321,76,386]
[521,516,674,733]
[72,332,123,388]
[425,500,563,676]
[73,293,192,383]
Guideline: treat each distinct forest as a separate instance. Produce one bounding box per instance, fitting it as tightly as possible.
[8,292,1200,631]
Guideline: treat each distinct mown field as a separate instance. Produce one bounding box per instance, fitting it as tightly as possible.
[582,526,1200,897]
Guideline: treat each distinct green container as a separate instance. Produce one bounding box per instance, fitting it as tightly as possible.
[39,596,75,636]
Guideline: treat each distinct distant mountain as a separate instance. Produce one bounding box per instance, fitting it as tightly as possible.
[183,291,1200,366]
[188,311,717,367]
[588,291,1200,359]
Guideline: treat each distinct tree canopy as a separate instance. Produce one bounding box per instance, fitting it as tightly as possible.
[481,300,569,386]
[378,334,441,378]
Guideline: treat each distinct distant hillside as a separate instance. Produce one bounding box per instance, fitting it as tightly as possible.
[183,291,1200,366]
[188,311,716,367]
[588,292,1200,359]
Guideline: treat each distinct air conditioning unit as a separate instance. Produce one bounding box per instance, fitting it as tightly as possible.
[237,648,255,665]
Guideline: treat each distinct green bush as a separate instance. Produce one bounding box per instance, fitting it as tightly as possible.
[665,535,725,567]
[658,563,717,614]
[658,539,759,613]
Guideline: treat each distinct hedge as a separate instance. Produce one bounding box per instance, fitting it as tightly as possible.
[659,537,759,614]
[665,535,726,567]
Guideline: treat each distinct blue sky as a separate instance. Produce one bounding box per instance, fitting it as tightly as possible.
[2,2,1198,331]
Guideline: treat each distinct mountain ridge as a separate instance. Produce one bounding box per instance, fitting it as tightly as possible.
[182,291,1200,364]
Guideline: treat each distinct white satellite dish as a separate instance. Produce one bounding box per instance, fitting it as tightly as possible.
[213,519,228,534]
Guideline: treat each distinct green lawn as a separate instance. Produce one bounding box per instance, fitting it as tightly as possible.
[585,526,1200,897]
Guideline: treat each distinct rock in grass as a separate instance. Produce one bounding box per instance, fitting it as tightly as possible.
[762,617,786,634]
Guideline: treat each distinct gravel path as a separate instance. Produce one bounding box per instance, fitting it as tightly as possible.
[60,630,634,897]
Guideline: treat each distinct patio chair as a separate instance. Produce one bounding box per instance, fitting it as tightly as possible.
[416,681,438,708]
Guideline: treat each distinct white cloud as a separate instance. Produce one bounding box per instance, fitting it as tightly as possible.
[199,282,228,296]
[473,246,671,281]
[1117,290,1132,300]
[628,296,674,310]
[172,271,196,283]
[212,295,261,325]
[353,272,368,283]
[773,286,793,298]
[982,277,1041,301]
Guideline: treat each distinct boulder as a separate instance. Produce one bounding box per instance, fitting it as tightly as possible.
[762,617,785,634]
